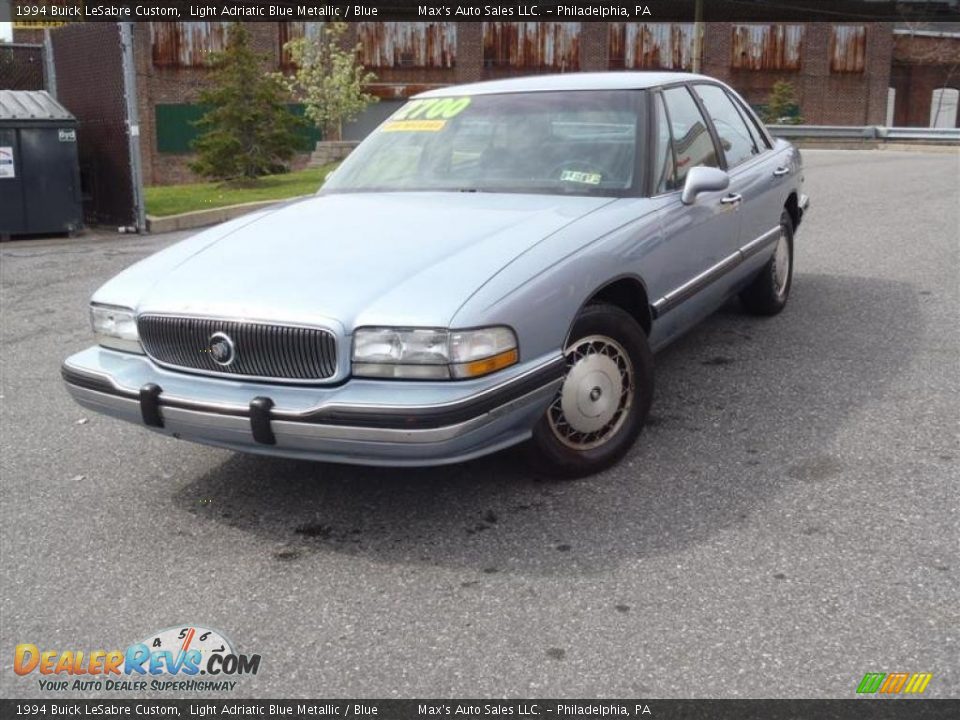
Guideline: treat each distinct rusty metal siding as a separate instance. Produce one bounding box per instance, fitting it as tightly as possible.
[279,22,303,69]
[608,23,699,70]
[731,24,804,71]
[150,22,230,68]
[831,25,867,73]
[358,22,456,69]
[279,22,325,69]
[483,22,581,72]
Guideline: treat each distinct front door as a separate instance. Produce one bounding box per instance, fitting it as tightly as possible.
[645,86,743,348]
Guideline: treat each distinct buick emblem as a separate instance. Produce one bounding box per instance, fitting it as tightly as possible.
[208,331,236,367]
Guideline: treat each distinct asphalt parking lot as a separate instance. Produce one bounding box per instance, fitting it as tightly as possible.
[1,149,957,699]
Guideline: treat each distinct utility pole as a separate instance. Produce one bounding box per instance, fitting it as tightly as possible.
[119,22,146,233]
[692,0,704,73]
[43,28,58,98]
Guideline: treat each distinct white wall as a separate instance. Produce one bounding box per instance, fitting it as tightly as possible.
[930,88,959,128]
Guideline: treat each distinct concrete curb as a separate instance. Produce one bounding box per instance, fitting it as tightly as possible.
[145,195,311,233]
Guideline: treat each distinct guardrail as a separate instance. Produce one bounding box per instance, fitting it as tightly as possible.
[768,125,960,143]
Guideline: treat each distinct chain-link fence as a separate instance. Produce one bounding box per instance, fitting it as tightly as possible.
[49,24,137,228]
[0,44,46,91]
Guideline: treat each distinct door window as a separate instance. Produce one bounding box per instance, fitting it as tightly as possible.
[693,84,759,167]
[661,86,719,187]
[729,94,768,152]
[729,92,772,151]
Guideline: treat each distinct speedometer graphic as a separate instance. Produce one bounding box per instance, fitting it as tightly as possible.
[137,625,235,673]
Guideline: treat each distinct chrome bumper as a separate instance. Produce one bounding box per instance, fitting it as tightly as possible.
[62,348,564,466]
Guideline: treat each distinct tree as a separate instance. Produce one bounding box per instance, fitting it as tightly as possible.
[762,80,804,125]
[191,23,303,183]
[283,22,377,141]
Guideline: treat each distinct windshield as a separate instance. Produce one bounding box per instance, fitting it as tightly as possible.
[323,90,641,196]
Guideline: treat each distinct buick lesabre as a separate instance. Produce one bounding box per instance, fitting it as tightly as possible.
[63,72,809,476]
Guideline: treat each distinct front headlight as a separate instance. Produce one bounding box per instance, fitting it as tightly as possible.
[352,326,518,379]
[90,303,143,354]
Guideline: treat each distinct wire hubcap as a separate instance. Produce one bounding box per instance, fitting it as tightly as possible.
[548,335,634,450]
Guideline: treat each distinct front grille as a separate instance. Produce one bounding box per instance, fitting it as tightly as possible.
[137,315,338,382]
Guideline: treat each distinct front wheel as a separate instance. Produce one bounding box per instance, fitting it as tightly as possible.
[528,303,654,478]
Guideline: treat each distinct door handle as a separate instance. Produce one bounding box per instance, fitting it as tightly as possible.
[720,193,743,205]
[773,166,791,177]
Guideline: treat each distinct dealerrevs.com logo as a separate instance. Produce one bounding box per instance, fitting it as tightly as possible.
[856,672,933,695]
[14,625,260,692]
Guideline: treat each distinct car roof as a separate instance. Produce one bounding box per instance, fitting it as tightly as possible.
[415,72,717,98]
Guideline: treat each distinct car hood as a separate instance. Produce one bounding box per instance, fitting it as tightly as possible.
[112,192,615,332]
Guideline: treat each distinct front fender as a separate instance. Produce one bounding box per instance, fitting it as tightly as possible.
[450,198,666,362]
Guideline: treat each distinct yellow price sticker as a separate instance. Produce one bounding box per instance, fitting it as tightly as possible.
[390,97,472,122]
[381,120,448,133]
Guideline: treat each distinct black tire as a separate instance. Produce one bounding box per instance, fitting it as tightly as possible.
[739,210,794,316]
[527,303,654,478]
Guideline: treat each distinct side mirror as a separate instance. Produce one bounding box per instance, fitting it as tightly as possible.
[681,166,730,205]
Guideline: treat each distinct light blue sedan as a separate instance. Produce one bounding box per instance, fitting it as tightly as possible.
[62,72,809,476]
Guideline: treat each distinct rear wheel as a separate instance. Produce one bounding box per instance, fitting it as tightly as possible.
[739,210,794,316]
[528,303,653,478]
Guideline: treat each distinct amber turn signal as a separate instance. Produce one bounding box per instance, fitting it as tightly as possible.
[452,348,519,379]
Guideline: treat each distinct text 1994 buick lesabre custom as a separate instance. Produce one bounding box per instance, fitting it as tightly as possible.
[62,72,808,476]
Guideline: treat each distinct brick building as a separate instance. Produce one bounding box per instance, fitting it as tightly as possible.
[10,20,926,186]
[891,24,960,126]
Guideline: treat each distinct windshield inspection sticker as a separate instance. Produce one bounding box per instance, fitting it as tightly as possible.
[560,170,602,185]
[0,147,14,178]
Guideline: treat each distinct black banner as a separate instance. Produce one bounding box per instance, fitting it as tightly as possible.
[2,700,960,719]
[7,0,960,23]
